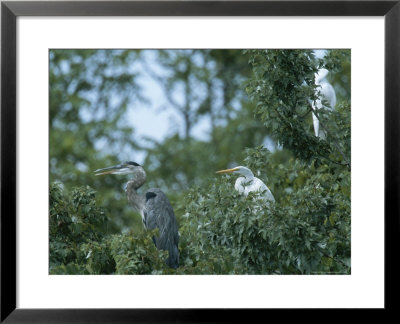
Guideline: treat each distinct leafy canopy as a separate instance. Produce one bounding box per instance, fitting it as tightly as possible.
[49,49,350,274]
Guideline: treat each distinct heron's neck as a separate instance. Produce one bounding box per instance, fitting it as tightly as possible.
[125,169,146,212]
[127,168,146,189]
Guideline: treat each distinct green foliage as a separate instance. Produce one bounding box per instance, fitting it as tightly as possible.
[49,183,108,272]
[179,147,350,274]
[245,50,350,168]
[49,183,170,274]
[109,232,169,274]
[244,50,322,160]
[49,49,351,275]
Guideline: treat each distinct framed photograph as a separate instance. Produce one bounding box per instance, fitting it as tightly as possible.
[1,0,398,321]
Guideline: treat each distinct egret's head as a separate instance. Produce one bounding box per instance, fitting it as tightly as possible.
[94,161,142,176]
[216,166,253,178]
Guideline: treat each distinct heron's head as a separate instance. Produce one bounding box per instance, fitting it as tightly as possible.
[94,161,143,176]
[216,166,253,178]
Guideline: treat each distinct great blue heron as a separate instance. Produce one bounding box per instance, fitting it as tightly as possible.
[312,68,337,138]
[216,166,275,202]
[95,161,179,269]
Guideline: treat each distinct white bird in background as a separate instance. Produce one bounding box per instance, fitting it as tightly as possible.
[312,68,337,138]
[216,166,275,203]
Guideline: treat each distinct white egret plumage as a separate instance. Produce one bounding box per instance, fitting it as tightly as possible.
[312,68,337,138]
[216,166,275,203]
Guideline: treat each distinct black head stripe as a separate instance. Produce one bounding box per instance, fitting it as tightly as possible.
[125,161,140,166]
[145,192,157,202]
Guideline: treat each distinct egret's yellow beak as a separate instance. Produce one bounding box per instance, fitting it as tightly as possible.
[216,167,239,174]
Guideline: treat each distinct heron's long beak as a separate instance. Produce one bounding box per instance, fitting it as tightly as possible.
[216,167,239,174]
[94,164,127,176]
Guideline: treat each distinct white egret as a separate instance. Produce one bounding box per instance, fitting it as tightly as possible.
[312,68,337,138]
[216,166,275,202]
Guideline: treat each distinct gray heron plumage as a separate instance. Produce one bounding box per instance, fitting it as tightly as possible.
[95,161,179,269]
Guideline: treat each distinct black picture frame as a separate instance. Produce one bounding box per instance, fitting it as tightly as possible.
[1,0,399,322]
